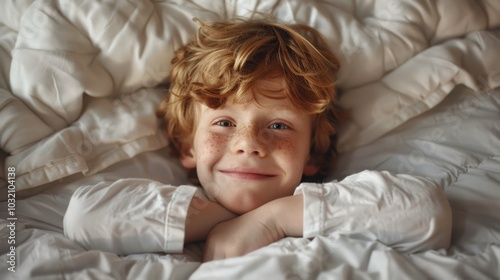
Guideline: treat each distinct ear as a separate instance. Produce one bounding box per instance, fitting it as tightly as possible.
[303,155,321,177]
[179,143,197,169]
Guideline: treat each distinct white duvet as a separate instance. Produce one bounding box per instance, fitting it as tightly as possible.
[1,0,499,279]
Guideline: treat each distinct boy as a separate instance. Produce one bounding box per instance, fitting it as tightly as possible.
[64,18,451,261]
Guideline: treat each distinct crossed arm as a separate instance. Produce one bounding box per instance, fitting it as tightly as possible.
[64,170,452,262]
[185,194,303,261]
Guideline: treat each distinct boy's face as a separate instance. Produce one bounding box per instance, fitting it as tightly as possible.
[180,77,319,214]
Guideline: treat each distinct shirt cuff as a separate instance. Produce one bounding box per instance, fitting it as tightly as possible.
[163,185,199,252]
[294,182,336,238]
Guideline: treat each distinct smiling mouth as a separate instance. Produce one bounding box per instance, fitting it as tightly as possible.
[219,170,276,180]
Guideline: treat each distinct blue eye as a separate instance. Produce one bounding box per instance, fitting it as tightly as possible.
[269,123,288,130]
[216,120,234,127]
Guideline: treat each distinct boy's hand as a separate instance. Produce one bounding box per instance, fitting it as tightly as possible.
[184,196,237,243]
[202,205,284,261]
[202,195,303,261]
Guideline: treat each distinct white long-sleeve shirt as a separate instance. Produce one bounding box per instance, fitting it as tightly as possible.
[63,170,452,255]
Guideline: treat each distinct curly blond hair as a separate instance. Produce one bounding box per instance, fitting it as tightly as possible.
[158,18,342,179]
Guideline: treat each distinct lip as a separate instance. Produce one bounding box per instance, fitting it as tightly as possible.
[219,168,277,180]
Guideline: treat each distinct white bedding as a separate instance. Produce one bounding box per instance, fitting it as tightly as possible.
[1,0,499,279]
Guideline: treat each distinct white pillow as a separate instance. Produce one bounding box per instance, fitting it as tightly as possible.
[336,30,500,152]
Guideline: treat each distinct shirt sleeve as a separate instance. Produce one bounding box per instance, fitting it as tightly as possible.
[294,170,452,253]
[63,178,198,255]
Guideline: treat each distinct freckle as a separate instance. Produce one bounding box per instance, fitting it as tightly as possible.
[273,138,295,155]
[207,133,228,153]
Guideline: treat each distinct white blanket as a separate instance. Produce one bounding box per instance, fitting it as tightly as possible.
[1,0,500,279]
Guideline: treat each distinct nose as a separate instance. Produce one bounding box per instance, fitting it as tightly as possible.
[232,125,269,157]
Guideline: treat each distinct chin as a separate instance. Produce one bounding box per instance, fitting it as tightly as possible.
[220,194,269,215]
[208,185,293,214]
[219,200,258,215]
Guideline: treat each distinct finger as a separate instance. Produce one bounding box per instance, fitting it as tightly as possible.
[202,241,225,262]
[202,243,213,262]
[202,249,226,262]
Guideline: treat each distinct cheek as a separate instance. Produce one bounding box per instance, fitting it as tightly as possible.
[272,138,294,156]
[257,130,296,156]
[197,132,229,159]
[272,136,312,180]
[271,136,308,159]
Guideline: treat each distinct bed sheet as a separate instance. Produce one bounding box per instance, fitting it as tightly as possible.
[1,0,500,279]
